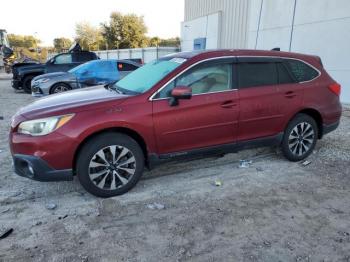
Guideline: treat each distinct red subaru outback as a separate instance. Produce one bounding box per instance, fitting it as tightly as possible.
[10,50,342,197]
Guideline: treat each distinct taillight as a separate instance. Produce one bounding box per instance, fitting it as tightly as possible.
[328,83,341,96]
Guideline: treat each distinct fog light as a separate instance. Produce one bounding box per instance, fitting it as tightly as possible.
[27,163,35,177]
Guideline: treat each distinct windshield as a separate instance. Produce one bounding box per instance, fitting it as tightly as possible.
[114,57,186,94]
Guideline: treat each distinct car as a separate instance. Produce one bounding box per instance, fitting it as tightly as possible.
[9,49,342,197]
[11,43,99,93]
[31,59,141,97]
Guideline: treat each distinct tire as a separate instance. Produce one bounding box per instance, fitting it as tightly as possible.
[281,113,318,162]
[23,75,35,94]
[76,133,145,197]
[50,83,72,94]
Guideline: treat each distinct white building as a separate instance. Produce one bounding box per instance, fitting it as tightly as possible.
[181,0,350,104]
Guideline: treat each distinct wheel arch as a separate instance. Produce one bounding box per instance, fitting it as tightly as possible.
[50,82,72,94]
[290,108,324,139]
[72,127,149,175]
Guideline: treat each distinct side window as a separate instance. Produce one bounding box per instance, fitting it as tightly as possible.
[238,62,277,88]
[158,63,232,98]
[277,63,296,84]
[74,52,95,63]
[286,60,319,82]
[117,62,139,71]
[54,54,72,64]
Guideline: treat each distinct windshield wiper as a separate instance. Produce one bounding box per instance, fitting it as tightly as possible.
[104,83,124,94]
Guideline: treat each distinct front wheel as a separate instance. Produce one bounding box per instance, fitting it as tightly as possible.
[76,133,145,197]
[281,114,318,162]
[23,75,34,94]
[50,83,71,94]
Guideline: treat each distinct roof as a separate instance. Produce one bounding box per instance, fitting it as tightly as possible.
[164,49,321,67]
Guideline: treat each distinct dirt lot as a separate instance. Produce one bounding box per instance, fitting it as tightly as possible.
[0,78,349,262]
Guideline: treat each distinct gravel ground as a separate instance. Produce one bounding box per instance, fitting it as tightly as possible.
[0,79,349,262]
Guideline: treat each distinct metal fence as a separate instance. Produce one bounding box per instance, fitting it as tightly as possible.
[48,47,180,63]
[94,47,180,63]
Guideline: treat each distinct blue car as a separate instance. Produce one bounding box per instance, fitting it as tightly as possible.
[31,59,141,96]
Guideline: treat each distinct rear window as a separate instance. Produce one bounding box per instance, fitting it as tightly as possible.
[238,62,277,88]
[117,62,139,71]
[286,60,319,82]
[74,52,97,62]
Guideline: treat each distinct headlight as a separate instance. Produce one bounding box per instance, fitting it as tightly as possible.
[36,78,50,84]
[18,114,74,136]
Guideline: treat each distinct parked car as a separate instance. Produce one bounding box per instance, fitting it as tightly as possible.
[9,49,342,197]
[31,59,141,97]
[12,43,99,93]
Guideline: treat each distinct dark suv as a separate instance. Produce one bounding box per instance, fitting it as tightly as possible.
[12,47,99,93]
[9,49,342,197]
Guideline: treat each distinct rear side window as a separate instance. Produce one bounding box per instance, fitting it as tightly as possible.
[117,62,139,71]
[238,62,277,88]
[74,52,97,63]
[286,60,319,82]
[277,63,296,84]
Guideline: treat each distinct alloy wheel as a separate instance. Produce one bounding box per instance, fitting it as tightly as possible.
[88,145,136,190]
[288,122,315,157]
[53,85,70,93]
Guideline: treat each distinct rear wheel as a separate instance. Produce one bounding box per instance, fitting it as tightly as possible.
[76,133,145,197]
[50,83,71,94]
[281,114,318,162]
[23,75,35,94]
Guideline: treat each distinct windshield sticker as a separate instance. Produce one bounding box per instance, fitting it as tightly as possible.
[170,58,187,64]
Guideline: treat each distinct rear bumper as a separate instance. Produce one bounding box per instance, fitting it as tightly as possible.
[323,121,340,137]
[13,154,73,182]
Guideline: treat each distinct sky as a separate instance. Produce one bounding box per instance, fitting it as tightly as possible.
[0,0,184,46]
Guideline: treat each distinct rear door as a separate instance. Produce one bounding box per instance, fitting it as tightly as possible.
[237,57,303,142]
[152,58,239,154]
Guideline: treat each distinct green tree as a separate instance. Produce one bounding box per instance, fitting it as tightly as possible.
[101,12,148,49]
[8,34,41,48]
[75,22,103,51]
[53,37,72,52]
[159,37,180,47]
[148,37,161,47]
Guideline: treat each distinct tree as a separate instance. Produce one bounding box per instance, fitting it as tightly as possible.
[75,22,103,51]
[148,37,161,47]
[159,37,180,47]
[101,12,148,49]
[8,34,41,48]
[53,37,72,52]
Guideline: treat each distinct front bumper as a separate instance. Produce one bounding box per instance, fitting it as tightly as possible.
[13,154,73,182]
[31,84,44,97]
[12,79,22,90]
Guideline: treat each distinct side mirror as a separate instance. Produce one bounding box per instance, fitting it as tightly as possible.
[169,86,192,106]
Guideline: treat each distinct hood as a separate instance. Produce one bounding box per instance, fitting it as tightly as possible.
[12,63,45,71]
[18,85,130,119]
[33,72,69,81]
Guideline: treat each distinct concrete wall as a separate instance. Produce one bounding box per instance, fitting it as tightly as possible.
[183,0,250,50]
[181,12,222,51]
[248,0,350,104]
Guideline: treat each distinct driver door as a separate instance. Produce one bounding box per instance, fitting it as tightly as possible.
[46,53,76,73]
[152,58,239,155]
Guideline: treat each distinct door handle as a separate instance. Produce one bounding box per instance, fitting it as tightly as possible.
[221,100,238,108]
[285,91,296,98]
